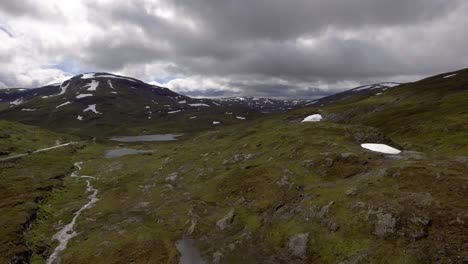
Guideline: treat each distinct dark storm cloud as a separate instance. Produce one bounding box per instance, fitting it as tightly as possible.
[1,0,467,98]
[168,0,458,40]
[0,0,37,16]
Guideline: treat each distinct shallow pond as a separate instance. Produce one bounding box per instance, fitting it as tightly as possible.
[109,134,182,142]
[104,148,153,158]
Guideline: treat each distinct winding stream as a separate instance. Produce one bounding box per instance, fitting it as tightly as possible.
[176,236,206,264]
[46,162,99,264]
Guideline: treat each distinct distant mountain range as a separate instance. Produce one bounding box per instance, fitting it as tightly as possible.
[0,72,406,136]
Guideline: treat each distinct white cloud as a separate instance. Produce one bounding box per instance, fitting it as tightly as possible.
[0,0,467,98]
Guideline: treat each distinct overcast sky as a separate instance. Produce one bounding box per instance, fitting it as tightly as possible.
[1,0,467,98]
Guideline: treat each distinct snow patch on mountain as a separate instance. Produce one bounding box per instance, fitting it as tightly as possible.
[97,74,137,82]
[10,98,23,105]
[58,82,70,95]
[56,101,71,108]
[45,75,72,86]
[189,103,210,107]
[361,143,401,154]
[81,73,96,79]
[354,82,400,91]
[301,114,323,122]
[305,101,318,106]
[443,73,457,78]
[76,94,93,99]
[83,104,101,114]
[107,80,115,89]
[21,108,37,112]
[84,80,99,91]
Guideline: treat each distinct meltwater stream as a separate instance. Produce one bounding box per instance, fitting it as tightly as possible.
[46,162,99,264]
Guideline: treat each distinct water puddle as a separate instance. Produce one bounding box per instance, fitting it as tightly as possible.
[104,148,153,158]
[110,134,182,142]
[175,236,205,264]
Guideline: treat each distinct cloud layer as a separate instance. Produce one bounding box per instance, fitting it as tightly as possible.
[1,0,467,98]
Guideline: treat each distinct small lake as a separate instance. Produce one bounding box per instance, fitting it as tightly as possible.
[105,148,153,158]
[109,134,182,142]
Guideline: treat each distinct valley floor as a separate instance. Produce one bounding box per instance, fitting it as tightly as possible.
[1,113,467,264]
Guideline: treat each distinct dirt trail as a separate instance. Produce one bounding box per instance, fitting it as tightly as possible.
[0,142,78,162]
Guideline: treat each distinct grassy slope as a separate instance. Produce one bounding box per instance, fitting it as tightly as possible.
[25,112,468,263]
[0,120,75,155]
[319,69,468,155]
[2,69,468,263]
[0,121,81,263]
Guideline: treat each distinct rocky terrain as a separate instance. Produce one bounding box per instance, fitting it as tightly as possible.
[0,69,467,263]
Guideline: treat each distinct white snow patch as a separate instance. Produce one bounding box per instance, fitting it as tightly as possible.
[354,85,373,91]
[145,106,150,109]
[56,101,71,108]
[384,83,400,88]
[375,92,383,96]
[236,116,246,120]
[189,116,197,119]
[77,115,83,121]
[168,110,182,114]
[361,143,401,155]
[443,73,457,79]
[10,98,23,105]
[213,121,221,125]
[83,104,102,114]
[21,108,37,112]
[45,75,72,86]
[178,100,187,104]
[58,82,70,95]
[189,103,210,107]
[354,82,400,91]
[96,74,137,82]
[81,73,96,79]
[107,80,115,89]
[305,100,318,106]
[76,94,93,99]
[111,91,118,94]
[84,80,99,91]
[301,114,323,122]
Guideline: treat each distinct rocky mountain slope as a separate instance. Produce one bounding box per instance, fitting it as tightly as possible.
[0,69,467,264]
[0,73,312,136]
